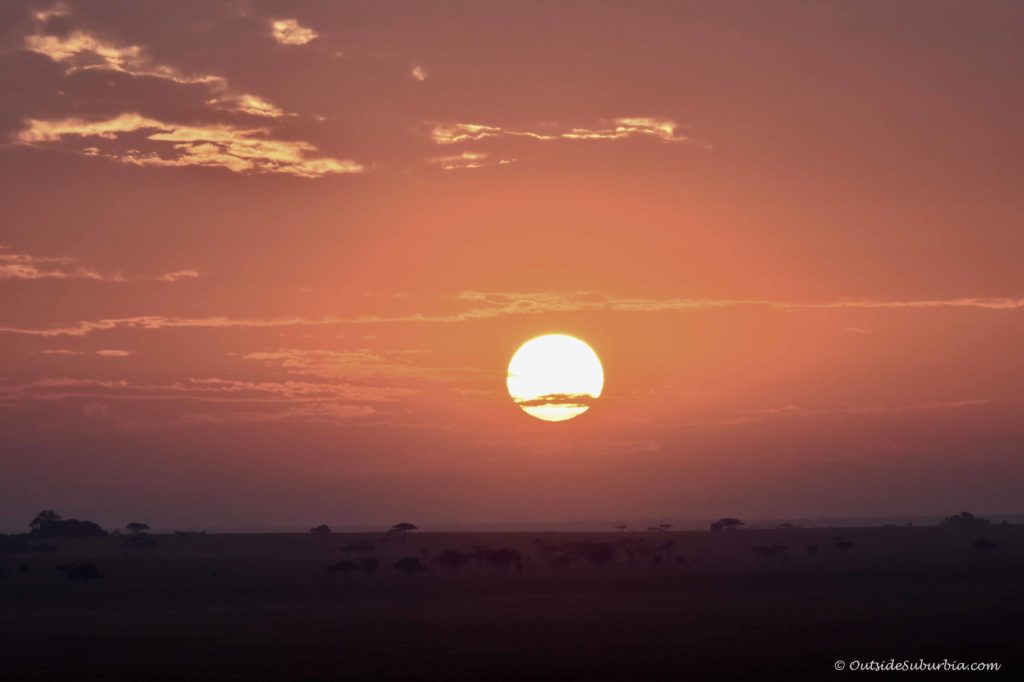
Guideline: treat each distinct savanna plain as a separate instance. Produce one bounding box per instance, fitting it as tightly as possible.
[1,523,1019,680]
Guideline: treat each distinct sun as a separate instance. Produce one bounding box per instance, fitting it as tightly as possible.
[507,334,604,422]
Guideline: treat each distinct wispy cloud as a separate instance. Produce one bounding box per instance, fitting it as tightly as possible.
[0,246,199,283]
[706,398,1013,428]
[430,118,688,145]
[23,28,277,120]
[448,291,1024,318]
[39,349,134,357]
[426,151,515,171]
[410,65,427,81]
[15,113,363,178]
[0,376,408,425]
[2,292,1021,337]
[156,270,201,282]
[25,31,216,85]
[206,94,285,119]
[242,348,489,382]
[513,392,597,408]
[32,2,70,22]
[271,19,318,46]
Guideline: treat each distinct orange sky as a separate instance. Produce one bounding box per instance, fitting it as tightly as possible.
[1,1,1022,529]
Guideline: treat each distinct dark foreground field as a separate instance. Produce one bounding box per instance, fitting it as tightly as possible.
[1,525,1020,680]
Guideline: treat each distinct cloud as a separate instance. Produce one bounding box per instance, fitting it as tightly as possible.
[513,393,597,408]
[447,291,1024,318]
[0,376,411,406]
[25,30,224,87]
[33,3,71,22]
[206,94,285,119]
[410,65,427,81]
[271,19,319,46]
[704,398,1012,428]
[0,246,199,282]
[14,113,363,177]
[0,315,326,338]
[0,376,407,425]
[426,151,514,171]
[181,402,374,425]
[39,349,134,357]
[2,293,1022,337]
[22,23,297,121]
[430,117,688,145]
[242,348,488,382]
[156,270,201,282]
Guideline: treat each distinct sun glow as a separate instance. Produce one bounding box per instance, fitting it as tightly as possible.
[506,334,604,422]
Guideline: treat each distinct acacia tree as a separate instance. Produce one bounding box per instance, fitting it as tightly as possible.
[391,523,418,540]
[972,538,996,555]
[436,549,471,573]
[339,540,374,554]
[394,557,426,576]
[122,534,158,552]
[941,511,991,526]
[710,518,744,532]
[327,560,360,577]
[30,510,61,531]
[310,524,331,547]
[126,522,150,535]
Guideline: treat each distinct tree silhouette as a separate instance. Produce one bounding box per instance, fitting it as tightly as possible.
[941,511,991,527]
[30,510,61,531]
[391,523,418,540]
[436,548,471,573]
[339,540,374,554]
[57,562,103,582]
[488,548,524,572]
[29,516,107,539]
[394,556,426,576]
[834,539,854,555]
[659,523,673,531]
[753,545,788,560]
[972,538,996,555]
[710,518,744,532]
[327,560,360,577]
[126,522,150,534]
[310,525,331,547]
[614,525,628,532]
[122,534,158,552]
[548,555,572,570]
[360,557,380,575]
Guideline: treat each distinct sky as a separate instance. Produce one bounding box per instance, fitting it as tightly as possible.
[1,0,1022,530]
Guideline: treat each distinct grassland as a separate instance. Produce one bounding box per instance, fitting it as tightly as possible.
[1,525,1020,680]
